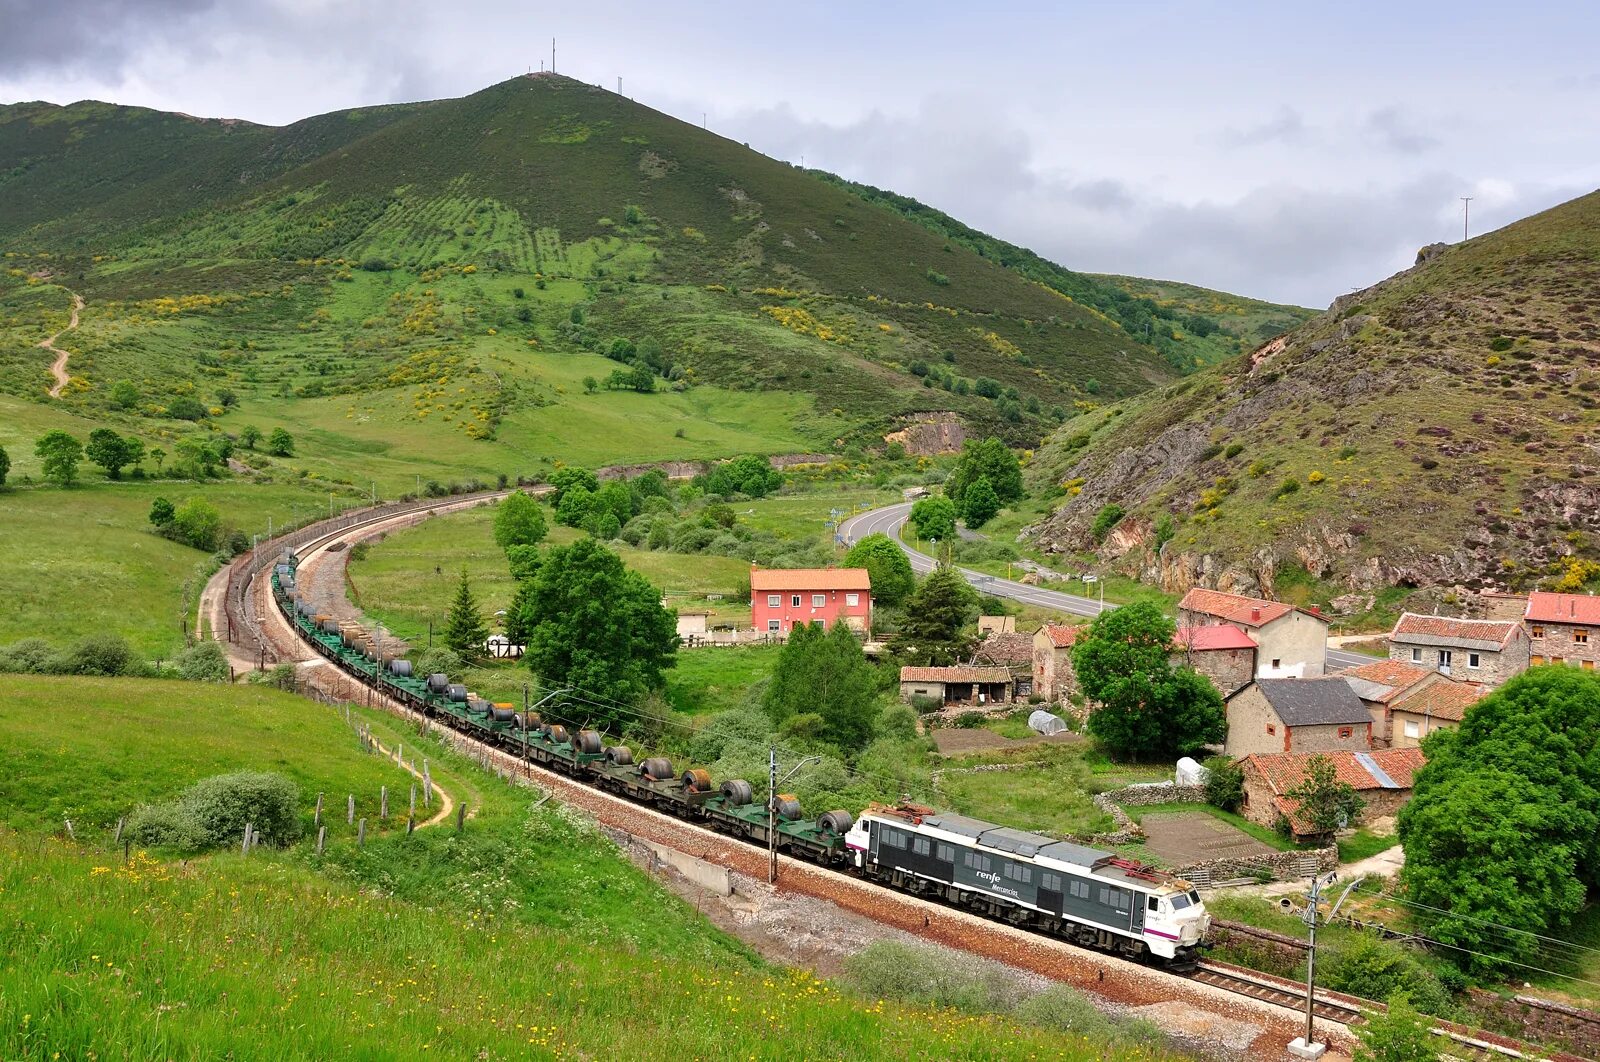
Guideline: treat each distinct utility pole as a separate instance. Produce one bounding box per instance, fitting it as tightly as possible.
[551,37,556,75]
[1461,196,1473,242]
[1289,872,1338,1059]
[767,748,821,884]
[617,76,622,95]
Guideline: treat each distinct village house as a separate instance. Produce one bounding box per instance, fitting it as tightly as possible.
[1173,624,1257,698]
[899,666,1014,707]
[675,610,710,639]
[1238,747,1426,840]
[1223,678,1373,757]
[1340,659,1441,746]
[972,630,1035,699]
[1388,679,1486,748]
[1526,591,1600,671]
[1032,623,1080,702]
[1177,588,1328,677]
[1033,622,1257,703]
[750,568,872,635]
[1387,613,1528,685]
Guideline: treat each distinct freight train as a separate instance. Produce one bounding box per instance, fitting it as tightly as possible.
[271,557,1210,965]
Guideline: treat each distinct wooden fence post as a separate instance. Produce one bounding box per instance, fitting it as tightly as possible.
[381,786,388,820]
[347,794,355,824]
[409,784,416,818]
[406,814,415,835]
[63,818,75,841]
[242,823,253,855]
[113,817,125,846]
[357,818,366,847]
[456,804,466,832]
[315,793,324,830]
[316,825,326,856]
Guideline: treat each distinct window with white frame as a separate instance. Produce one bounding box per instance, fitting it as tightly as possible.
[791,595,801,608]
[767,594,781,608]
[811,594,826,608]
[1411,647,1422,662]
[1404,720,1420,738]
[767,620,780,632]
[1468,652,1481,668]
[846,593,859,607]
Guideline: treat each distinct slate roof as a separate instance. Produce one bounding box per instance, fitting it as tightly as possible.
[973,632,1034,667]
[751,567,871,591]
[1339,660,1436,704]
[1242,748,1427,835]
[1178,587,1293,627]
[1391,679,1487,723]
[1526,591,1600,627]
[1251,678,1372,727]
[899,666,1013,684]
[1038,623,1081,648]
[1389,613,1521,651]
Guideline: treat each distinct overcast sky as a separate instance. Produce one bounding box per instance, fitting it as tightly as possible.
[3,0,1596,307]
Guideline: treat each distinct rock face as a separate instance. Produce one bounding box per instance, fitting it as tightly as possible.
[884,412,965,456]
[1023,190,1600,596]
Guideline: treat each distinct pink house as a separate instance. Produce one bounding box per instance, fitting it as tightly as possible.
[751,568,872,634]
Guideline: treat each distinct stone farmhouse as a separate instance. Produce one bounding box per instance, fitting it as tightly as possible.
[1032,622,1257,702]
[899,666,1014,707]
[1177,588,1328,677]
[1340,659,1485,747]
[1239,747,1426,840]
[972,631,1035,699]
[1223,678,1373,757]
[1387,613,1529,686]
[1526,591,1600,671]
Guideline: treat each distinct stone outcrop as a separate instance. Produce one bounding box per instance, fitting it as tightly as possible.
[884,412,965,456]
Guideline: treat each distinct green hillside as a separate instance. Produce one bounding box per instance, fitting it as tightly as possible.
[0,675,1170,1061]
[815,172,1314,372]
[1026,189,1600,604]
[0,74,1214,466]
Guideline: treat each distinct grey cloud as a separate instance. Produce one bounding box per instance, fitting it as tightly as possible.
[1364,106,1439,155]
[0,0,218,73]
[1221,107,1304,147]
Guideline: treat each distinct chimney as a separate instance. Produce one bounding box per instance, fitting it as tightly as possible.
[1250,606,1261,622]
[1309,605,1322,616]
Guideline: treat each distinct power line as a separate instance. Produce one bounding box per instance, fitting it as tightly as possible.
[1349,884,1600,960]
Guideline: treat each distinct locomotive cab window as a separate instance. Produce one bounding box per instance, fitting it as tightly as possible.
[912,836,931,856]
[936,843,955,862]
[1068,879,1090,900]
[1040,872,1062,892]
[1147,896,1160,912]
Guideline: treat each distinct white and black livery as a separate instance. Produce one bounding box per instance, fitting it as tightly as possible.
[847,805,1209,964]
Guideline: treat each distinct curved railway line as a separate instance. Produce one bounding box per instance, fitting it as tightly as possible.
[215,494,1583,1062]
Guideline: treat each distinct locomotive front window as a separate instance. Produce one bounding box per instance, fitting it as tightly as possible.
[1170,894,1192,911]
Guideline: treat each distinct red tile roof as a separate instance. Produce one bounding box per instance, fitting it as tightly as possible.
[1173,624,1258,651]
[900,666,1014,684]
[1391,679,1487,723]
[1038,623,1081,648]
[1526,591,1600,627]
[750,567,871,591]
[1339,660,1436,703]
[1242,748,1427,835]
[1178,588,1295,627]
[1390,613,1521,650]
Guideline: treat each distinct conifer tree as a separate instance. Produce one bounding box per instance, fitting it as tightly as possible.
[442,569,489,658]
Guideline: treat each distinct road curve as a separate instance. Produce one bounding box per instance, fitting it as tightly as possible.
[839,502,1379,669]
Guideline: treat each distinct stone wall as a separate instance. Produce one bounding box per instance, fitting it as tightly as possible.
[1099,782,1207,807]
[1530,621,1600,668]
[1464,989,1600,1059]
[1172,845,1337,883]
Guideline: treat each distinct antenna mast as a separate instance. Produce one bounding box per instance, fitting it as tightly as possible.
[551,37,556,74]
[1461,196,1473,242]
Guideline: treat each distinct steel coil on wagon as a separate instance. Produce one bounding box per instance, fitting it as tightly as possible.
[446,684,468,702]
[467,698,491,715]
[774,795,803,821]
[426,673,449,693]
[490,704,517,723]
[545,725,570,745]
[573,729,603,755]
[817,810,854,835]
[389,659,413,677]
[521,712,542,729]
[719,779,753,806]
[681,768,712,793]
[604,745,633,766]
[639,757,673,781]
[319,618,338,635]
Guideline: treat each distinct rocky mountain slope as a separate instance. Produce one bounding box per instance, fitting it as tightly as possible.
[1025,190,1600,602]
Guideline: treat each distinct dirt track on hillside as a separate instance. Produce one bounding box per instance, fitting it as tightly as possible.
[42,291,83,398]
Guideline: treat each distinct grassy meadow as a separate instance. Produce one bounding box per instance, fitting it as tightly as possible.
[0,677,1178,1061]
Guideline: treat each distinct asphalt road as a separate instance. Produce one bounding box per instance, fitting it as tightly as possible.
[839,501,1378,670]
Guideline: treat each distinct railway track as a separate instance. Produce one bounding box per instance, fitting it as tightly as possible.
[1186,961,1365,1025]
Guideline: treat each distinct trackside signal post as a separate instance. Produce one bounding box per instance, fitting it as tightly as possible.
[1288,871,1341,1059]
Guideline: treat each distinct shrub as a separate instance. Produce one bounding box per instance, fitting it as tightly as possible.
[1307,470,1326,484]
[1224,442,1244,459]
[876,703,919,743]
[1248,459,1269,478]
[125,802,209,851]
[909,694,944,715]
[952,710,986,729]
[1090,503,1125,541]
[1199,443,1224,461]
[1323,934,1454,1017]
[179,771,303,847]
[414,646,464,677]
[246,662,298,691]
[1274,477,1301,499]
[688,708,772,763]
[175,639,230,682]
[0,637,55,673]
[1203,754,1244,811]
[52,633,137,676]
[1489,335,1514,352]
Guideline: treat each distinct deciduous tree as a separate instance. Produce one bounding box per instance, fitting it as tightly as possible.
[0,445,9,488]
[843,533,915,606]
[945,437,1024,505]
[909,495,957,542]
[267,428,294,456]
[765,622,882,754]
[961,475,1001,528]
[86,428,138,479]
[238,425,262,450]
[492,490,548,551]
[1284,754,1365,836]
[1072,601,1224,759]
[520,538,677,727]
[34,430,82,486]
